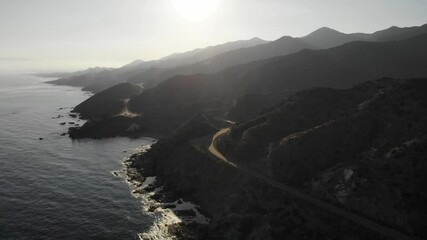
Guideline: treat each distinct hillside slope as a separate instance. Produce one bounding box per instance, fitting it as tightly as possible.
[128,33,427,118]
[124,78,427,239]
[73,82,142,119]
[216,78,427,238]
[70,34,427,139]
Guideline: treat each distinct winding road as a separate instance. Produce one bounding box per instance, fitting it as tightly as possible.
[208,128,413,240]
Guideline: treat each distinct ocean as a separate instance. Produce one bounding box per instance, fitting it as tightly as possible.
[0,74,155,239]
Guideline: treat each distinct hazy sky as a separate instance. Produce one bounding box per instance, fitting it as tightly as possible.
[1,0,427,73]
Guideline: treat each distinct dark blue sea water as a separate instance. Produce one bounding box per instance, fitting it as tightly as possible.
[0,74,155,239]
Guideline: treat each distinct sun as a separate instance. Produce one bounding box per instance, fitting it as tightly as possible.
[172,0,218,22]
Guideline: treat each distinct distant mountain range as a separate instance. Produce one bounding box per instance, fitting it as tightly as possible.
[123,32,427,127]
[49,23,427,93]
[68,27,427,139]
[36,66,113,79]
[48,37,267,92]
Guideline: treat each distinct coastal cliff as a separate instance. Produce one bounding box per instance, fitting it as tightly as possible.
[126,108,408,239]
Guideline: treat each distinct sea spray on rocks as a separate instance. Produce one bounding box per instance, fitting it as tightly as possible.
[119,144,208,239]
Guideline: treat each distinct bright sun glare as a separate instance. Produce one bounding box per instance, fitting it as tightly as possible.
[172,0,218,22]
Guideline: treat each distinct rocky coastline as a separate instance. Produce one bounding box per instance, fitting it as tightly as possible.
[62,76,427,239]
[122,114,394,240]
[124,151,209,240]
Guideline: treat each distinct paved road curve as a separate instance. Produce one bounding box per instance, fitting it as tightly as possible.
[208,128,414,240]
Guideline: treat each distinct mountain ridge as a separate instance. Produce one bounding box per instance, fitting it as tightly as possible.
[69,33,427,139]
[50,23,427,92]
[48,37,268,92]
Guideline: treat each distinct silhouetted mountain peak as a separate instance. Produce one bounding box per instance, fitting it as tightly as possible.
[274,35,298,43]
[303,27,348,41]
[121,59,145,69]
[307,27,342,36]
[302,27,360,49]
[249,37,265,42]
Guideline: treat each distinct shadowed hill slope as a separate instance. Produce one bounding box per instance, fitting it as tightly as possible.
[128,23,427,88]
[216,78,427,239]
[128,33,427,115]
[73,82,142,119]
[127,29,359,88]
[125,78,427,239]
[370,23,427,41]
[235,33,427,94]
[71,34,427,139]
